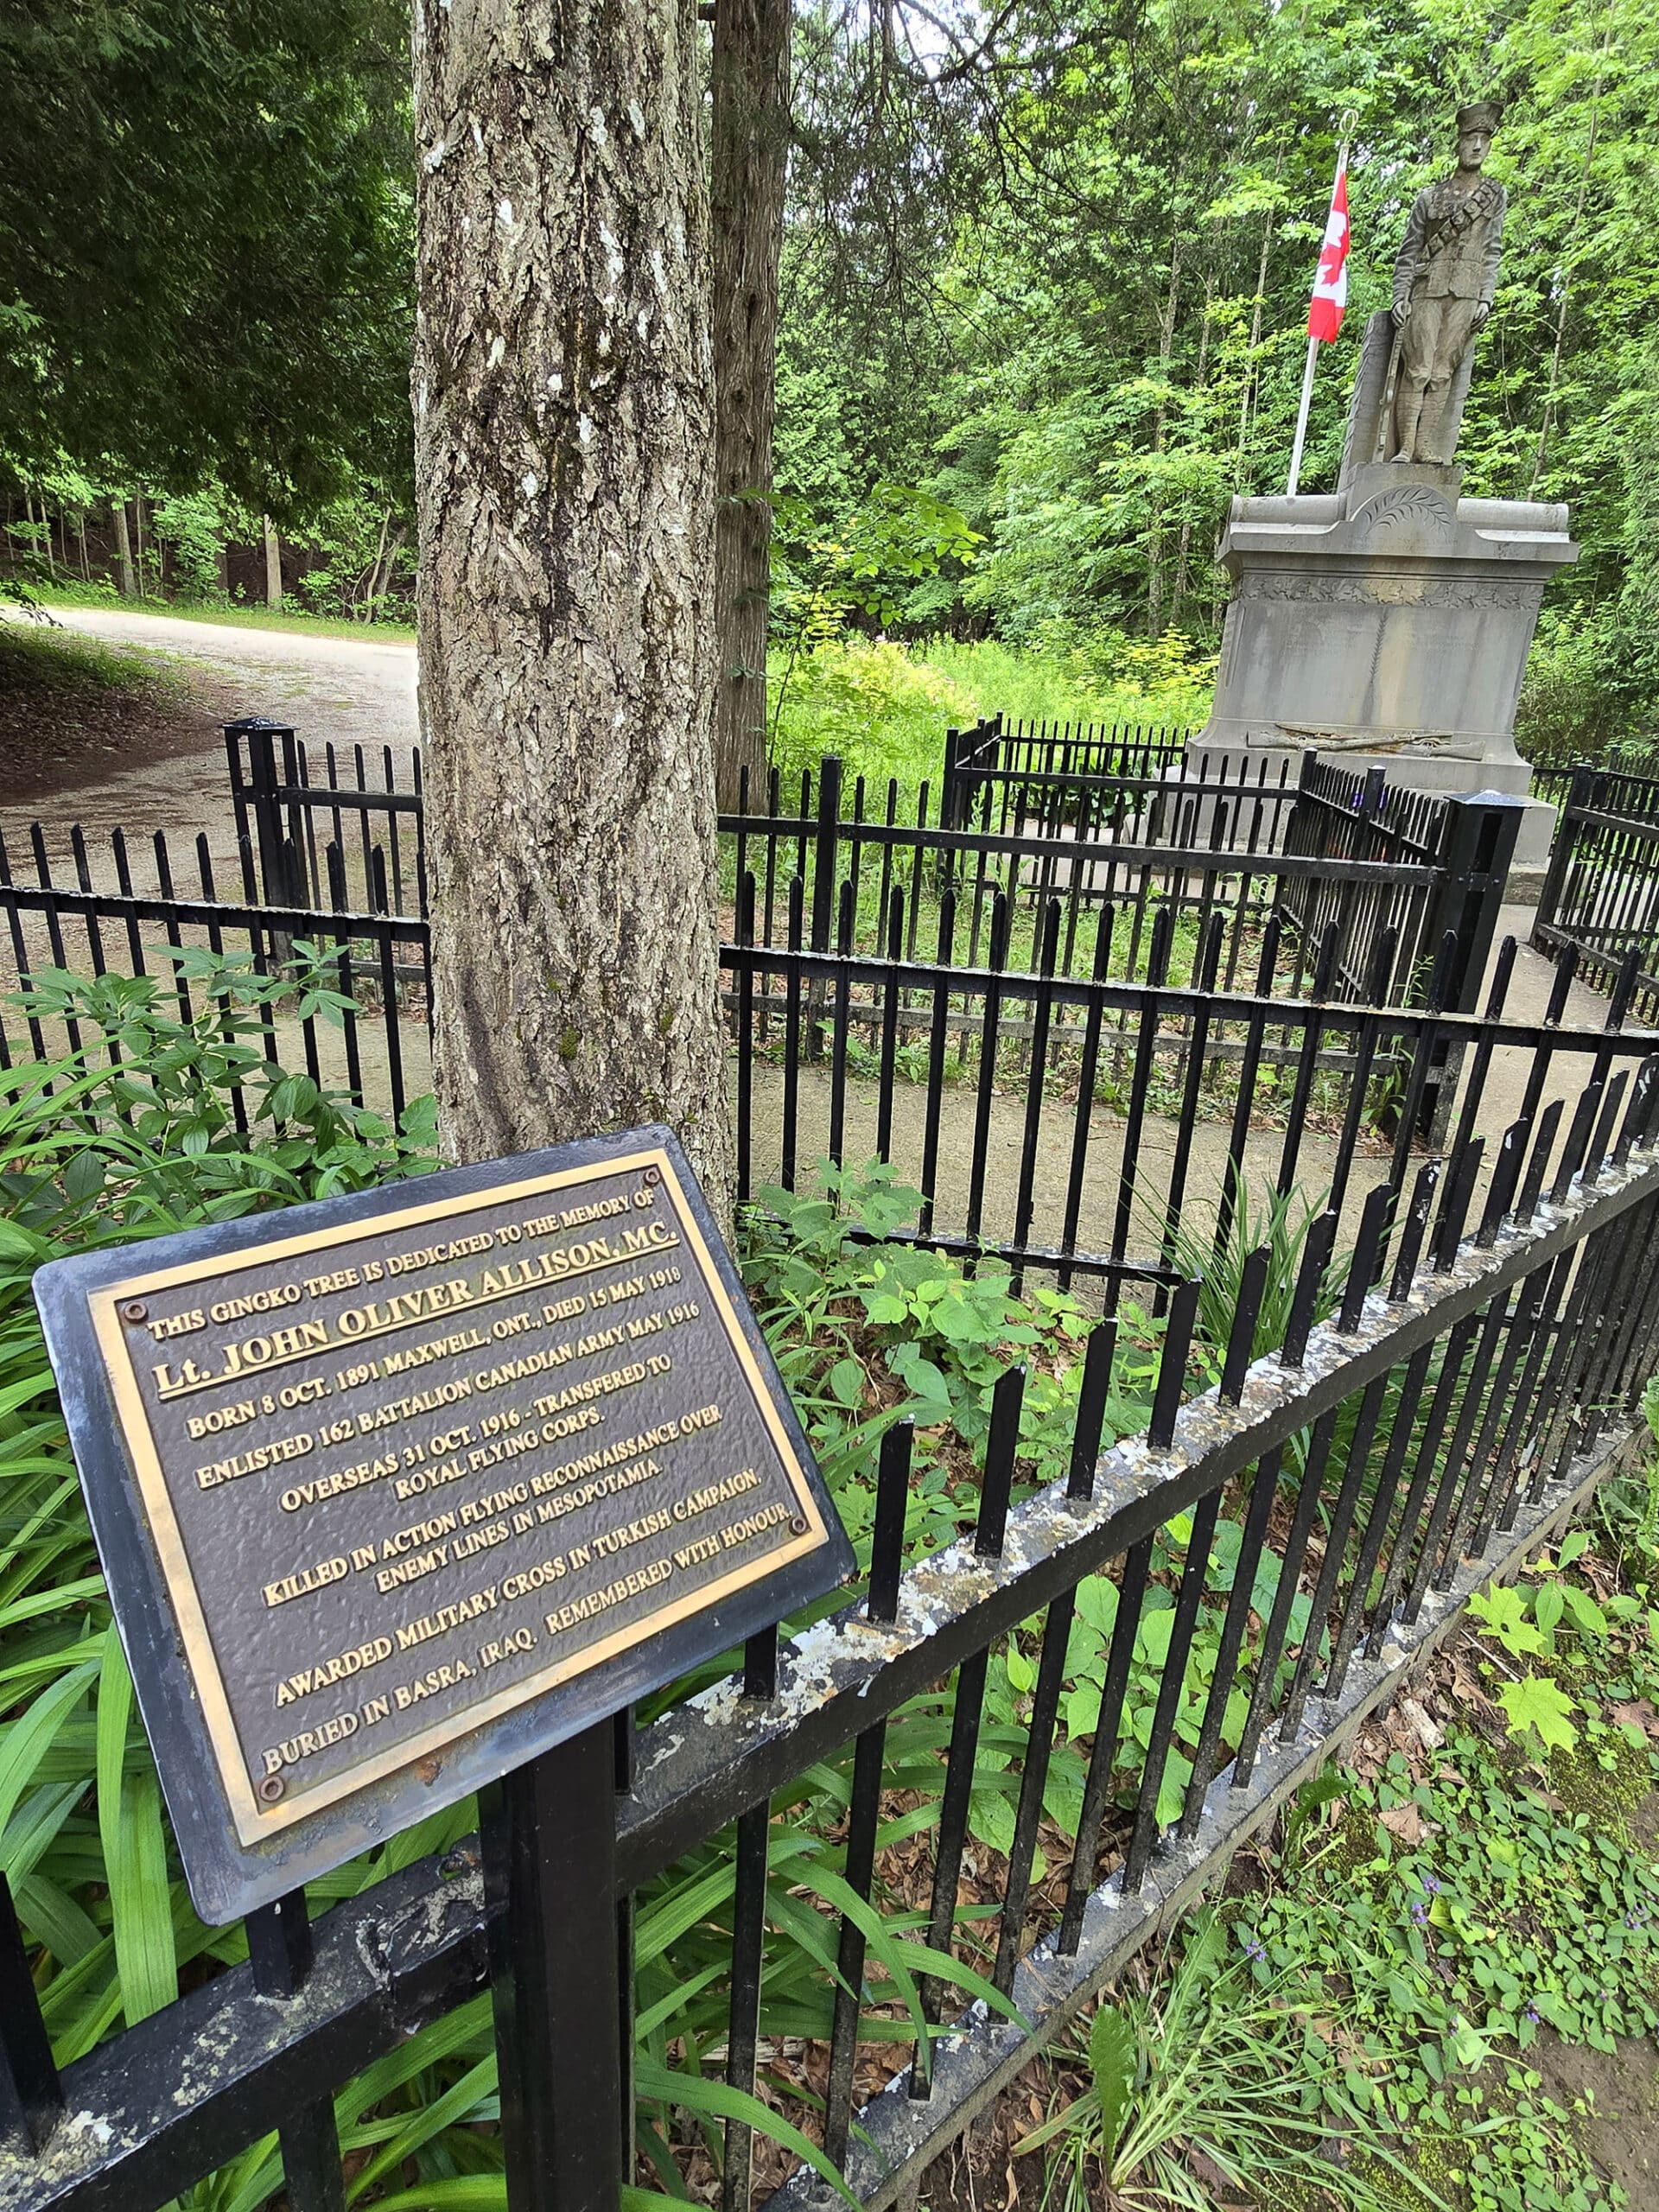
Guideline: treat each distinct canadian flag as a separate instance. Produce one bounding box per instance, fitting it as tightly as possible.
[1307,162,1350,341]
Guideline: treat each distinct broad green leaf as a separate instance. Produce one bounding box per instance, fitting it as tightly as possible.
[1088,2005,1139,2163]
[0,1657,99,1841]
[1497,1674,1580,1753]
[1135,1608,1176,1668]
[1154,1747,1194,1829]
[635,2059,860,2206]
[1469,1582,1546,1658]
[1560,1583,1609,1642]
[97,1629,177,2025]
[1073,1574,1120,1638]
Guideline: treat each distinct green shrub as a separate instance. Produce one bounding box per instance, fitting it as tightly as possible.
[767,637,977,797]
[1516,607,1651,771]
[765,633,1209,805]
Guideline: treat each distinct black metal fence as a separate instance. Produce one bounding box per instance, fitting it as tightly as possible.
[0,819,431,1121]
[223,721,1520,1030]
[941,714,1191,827]
[3,731,1656,2212]
[1534,762,1659,1025]
[3,792,1532,1293]
[226,715,426,921]
[5,964,1659,2211]
[222,723,1516,1025]
[725,747,1515,1020]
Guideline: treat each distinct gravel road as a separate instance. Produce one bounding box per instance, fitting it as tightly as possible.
[1,606,417,855]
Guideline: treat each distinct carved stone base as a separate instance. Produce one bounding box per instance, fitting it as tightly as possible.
[1198,462,1578,772]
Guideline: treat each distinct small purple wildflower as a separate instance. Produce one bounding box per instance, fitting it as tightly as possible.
[1525,2005,1541,2025]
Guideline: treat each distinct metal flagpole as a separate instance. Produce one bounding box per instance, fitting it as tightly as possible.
[1285,117,1356,499]
[1285,337,1319,497]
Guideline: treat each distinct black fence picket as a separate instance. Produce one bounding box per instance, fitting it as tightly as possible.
[0,820,432,1122]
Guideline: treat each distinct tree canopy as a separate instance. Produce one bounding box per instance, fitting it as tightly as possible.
[0,0,411,513]
[2,0,1655,738]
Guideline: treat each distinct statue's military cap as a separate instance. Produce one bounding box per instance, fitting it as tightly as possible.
[1456,101,1502,134]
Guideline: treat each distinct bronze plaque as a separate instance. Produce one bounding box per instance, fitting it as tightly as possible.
[37,1130,852,1918]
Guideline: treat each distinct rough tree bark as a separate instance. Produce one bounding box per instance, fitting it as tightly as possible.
[710,0,791,810]
[262,514,283,607]
[412,0,731,1197]
[109,501,137,599]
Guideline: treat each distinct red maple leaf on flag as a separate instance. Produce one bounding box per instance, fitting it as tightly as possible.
[1308,166,1350,341]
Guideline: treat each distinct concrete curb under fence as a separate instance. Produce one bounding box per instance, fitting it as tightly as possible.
[784,1415,1641,2212]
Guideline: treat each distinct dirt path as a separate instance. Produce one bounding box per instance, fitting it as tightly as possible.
[0,606,417,856]
[735,903,1629,1271]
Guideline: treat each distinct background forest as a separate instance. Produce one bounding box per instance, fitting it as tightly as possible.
[2,0,1656,760]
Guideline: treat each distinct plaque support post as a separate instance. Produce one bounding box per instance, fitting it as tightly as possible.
[483,1721,625,2212]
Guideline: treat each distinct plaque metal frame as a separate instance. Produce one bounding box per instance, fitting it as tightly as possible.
[36,1127,854,1922]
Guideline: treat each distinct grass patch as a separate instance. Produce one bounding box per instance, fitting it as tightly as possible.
[921,636,1212,733]
[19,581,417,642]
[1003,1496,1659,2212]
[0,610,195,702]
[767,636,1213,807]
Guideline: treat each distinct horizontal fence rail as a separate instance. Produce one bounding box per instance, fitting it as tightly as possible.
[5,1034,1659,2212]
[0,819,432,1122]
[1534,761,1659,1024]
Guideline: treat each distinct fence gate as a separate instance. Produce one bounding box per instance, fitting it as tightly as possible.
[1533,761,1659,1025]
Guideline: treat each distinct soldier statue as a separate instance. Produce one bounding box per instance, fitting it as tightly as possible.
[1389,102,1505,466]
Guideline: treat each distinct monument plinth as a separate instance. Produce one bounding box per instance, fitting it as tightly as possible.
[1195,106,1576,881]
[1198,454,1576,867]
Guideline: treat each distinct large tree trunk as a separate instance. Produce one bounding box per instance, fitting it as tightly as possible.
[111,500,137,598]
[412,0,731,1198]
[709,0,791,810]
[262,514,283,607]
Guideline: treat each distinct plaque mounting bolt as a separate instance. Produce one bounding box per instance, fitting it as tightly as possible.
[790,1515,809,1535]
[257,1774,285,1802]
[644,1166,661,1186]
[121,1302,148,1324]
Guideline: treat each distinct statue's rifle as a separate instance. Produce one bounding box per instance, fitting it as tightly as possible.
[1371,322,1406,466]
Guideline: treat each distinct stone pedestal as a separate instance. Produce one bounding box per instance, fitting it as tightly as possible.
[1194,461,1578,874]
